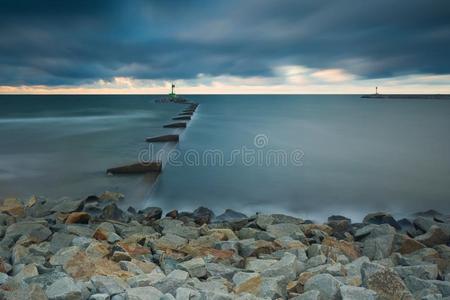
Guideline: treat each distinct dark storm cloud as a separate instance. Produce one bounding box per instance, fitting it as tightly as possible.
[0,0,449,85]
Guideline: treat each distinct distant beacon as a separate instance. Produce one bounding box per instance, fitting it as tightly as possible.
[169,83,176,99]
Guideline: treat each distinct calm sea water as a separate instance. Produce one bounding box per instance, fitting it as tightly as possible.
[1,95,449,221]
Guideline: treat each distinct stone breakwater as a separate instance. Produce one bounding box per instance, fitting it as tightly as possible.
[0,194,449,300]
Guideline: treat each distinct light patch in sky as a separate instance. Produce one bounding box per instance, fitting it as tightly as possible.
[1,65,450,94]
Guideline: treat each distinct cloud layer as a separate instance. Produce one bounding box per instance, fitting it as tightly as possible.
[1,0,449,91]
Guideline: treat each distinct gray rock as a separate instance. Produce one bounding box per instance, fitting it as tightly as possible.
[256,214,274,229]
[238,228,259,240]
[340,285,378,300]
[72,236,94,249]
[363,212,401,230]
[177,257,206,278]
[291,290,321,300]
[266,223,305,240]
[261,252,301,280]
[394,264,439,280]
[49,246,80,266]
[119,261,144,275]
[429,280,450,297]
[51,198,84,213]
[404,276,441,294]
[307,244,324,258]
[362,224,396,260]
[259,275,287,299]
[415,225,450,247]
[205,263,238,281]
[161,221,199,240]
[50,232,77,254]
[215,209,248,223]
[126,286,163,300]
[152,269,189,294]
[67,224,95,237]
[91,275,128,296]
[192,206,215,225]
[25,271,69,289]
[306,254,327,269]
[0,273,9,285]
[361,262,412,299]
[89,294,110,300]
[304,274,342,300]
[45,276,82,300]
[238,238,274,257]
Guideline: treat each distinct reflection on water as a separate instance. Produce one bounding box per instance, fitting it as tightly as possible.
[1,95,450,221]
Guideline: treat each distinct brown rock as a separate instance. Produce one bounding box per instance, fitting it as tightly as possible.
[93,228,109,241]
[166,210,178,219]
[415,225,450,247]
[364,268,413,299]
[64,251,132,280]
[322,236,361,260]
[398,236,425,254]
[111,251,132,262]
[65,212,91,224]
[0,198,24,217]
[118,242,151,257]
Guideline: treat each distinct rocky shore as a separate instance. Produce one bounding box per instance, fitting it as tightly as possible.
[0,194,449,300]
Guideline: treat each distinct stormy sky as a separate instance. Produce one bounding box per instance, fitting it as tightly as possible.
[1,0,450,93]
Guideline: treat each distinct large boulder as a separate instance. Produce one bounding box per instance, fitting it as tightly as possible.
[362,224,396,260]
[363,212,401,230]
[192,207,215,225]
[415,225,450,247]
[361,262,413,299]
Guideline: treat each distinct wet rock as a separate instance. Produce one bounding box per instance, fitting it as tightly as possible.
[0,198,24,217]
[138,207,162,223]
[165,210,178,219]
[192,207,214,225]
[146,134,179,143]
[65,212,91,224]
[304,273,342,300]
[99,191,125,202]
[163,122,187,128]
[215,209,248,223]
[100,203,129,223]
[177,257,206,278]
[52,198,84,214]
[363,212,401,230]
[45,276,82,300]
[107,162,162,175]
[415,225,450,247]
[340,285,378,300]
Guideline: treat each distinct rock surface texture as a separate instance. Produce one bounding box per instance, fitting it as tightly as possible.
[0,194,449,299]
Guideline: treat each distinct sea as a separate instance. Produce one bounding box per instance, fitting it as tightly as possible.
[1,95,449,221]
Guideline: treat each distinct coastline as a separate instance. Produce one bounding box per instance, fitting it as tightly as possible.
[0,192,449,299]
[361,94,450,99]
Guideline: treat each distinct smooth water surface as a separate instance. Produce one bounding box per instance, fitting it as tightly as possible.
[1,95,449,220]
